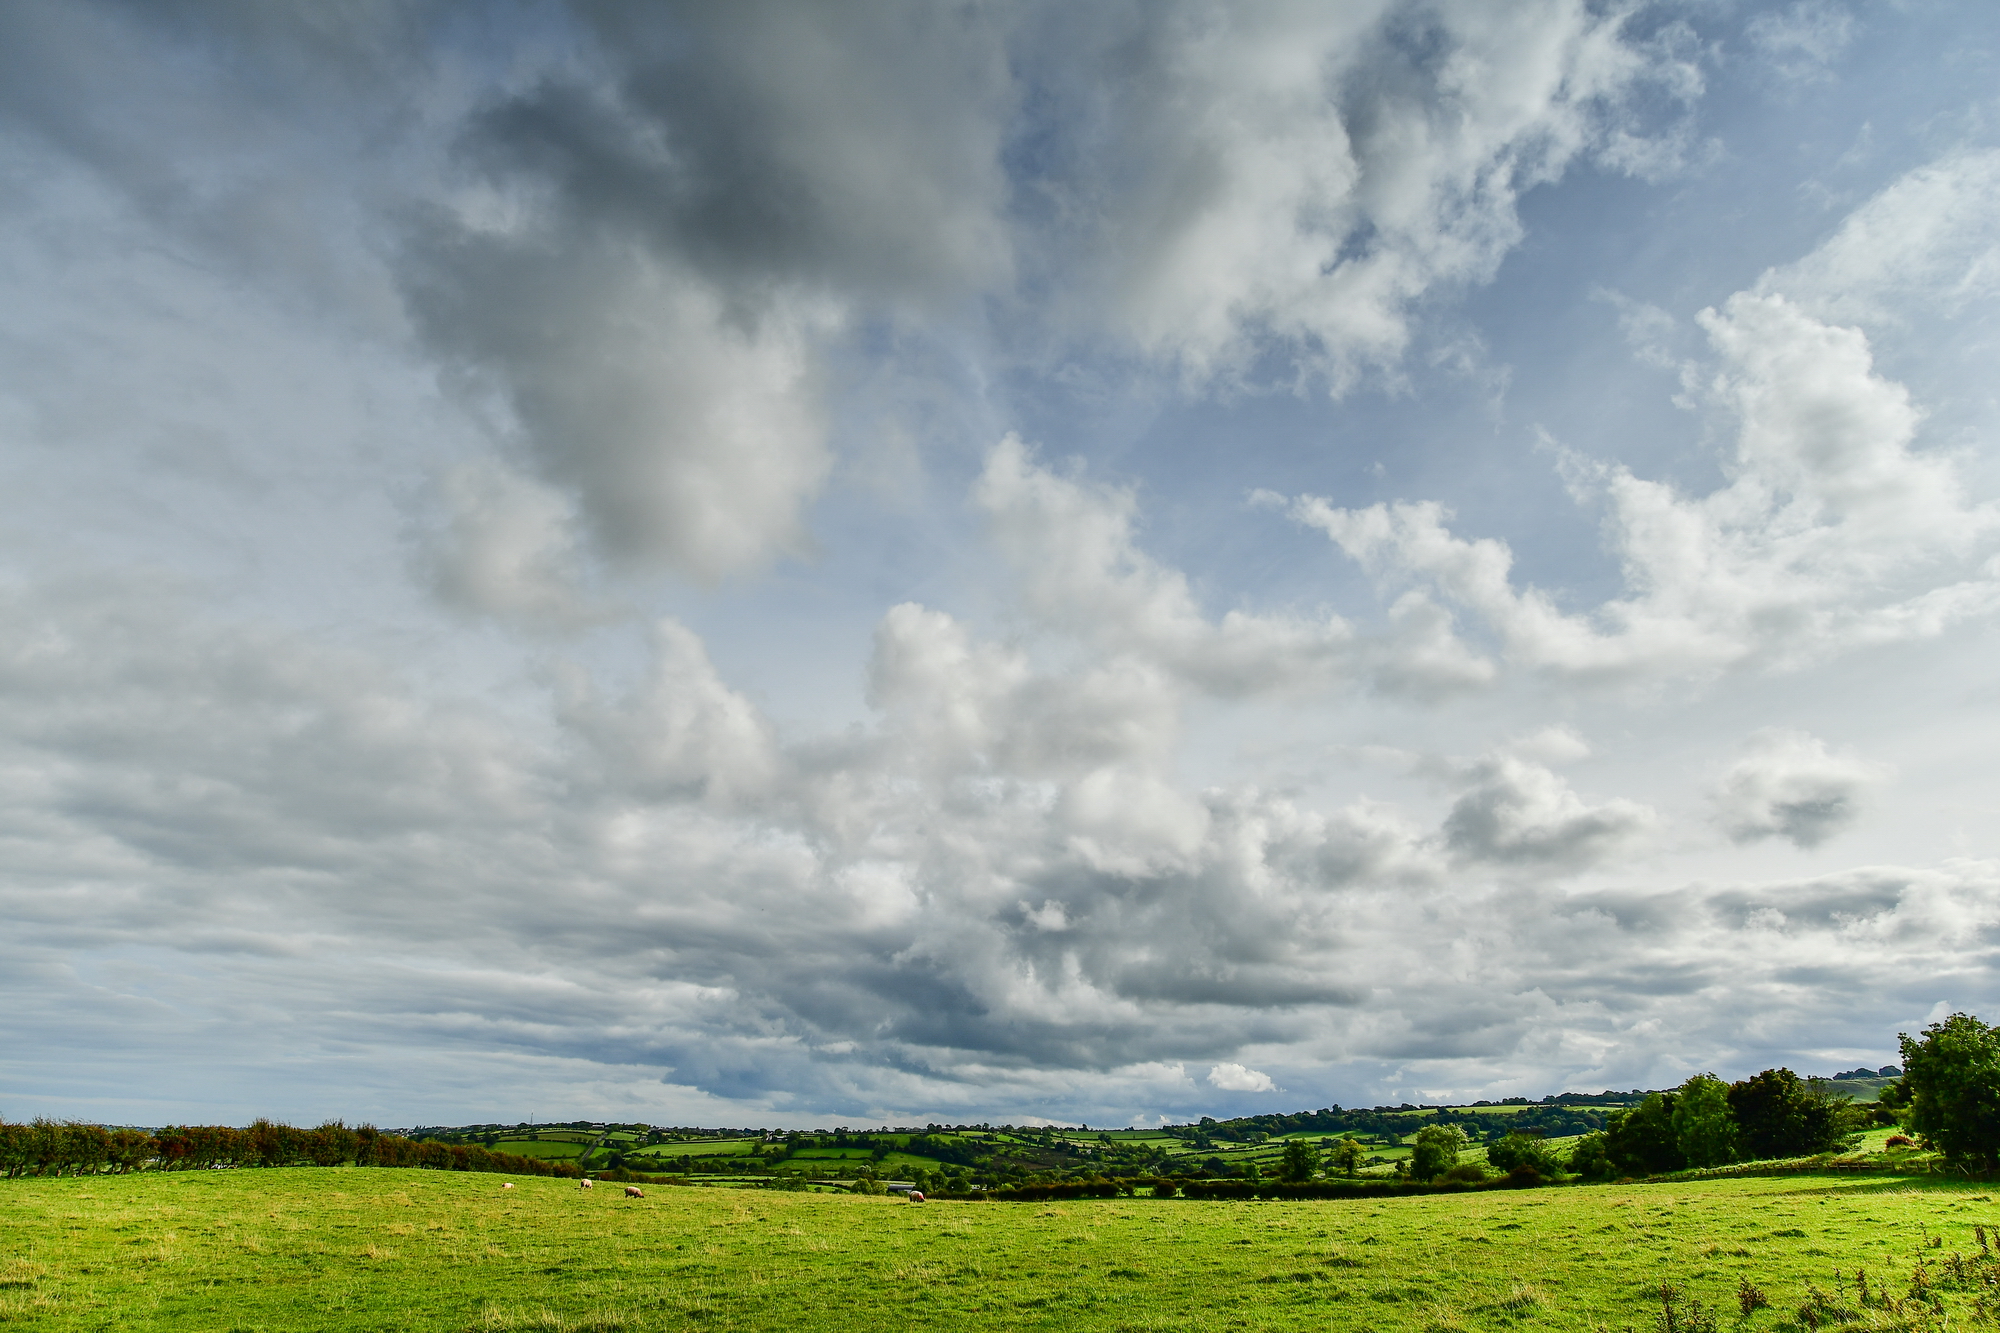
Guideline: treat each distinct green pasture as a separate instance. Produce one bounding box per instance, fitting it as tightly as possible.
[4,1165,1992,1332]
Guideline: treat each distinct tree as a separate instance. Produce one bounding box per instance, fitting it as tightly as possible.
[1329,1136,1367,1177]
[1486,1130,1562,1176]
[1410,1124,1466,1182]
[1899,1012,2000,1168]
[1672,1074,1739,1168]
[1565,1131,1616,1180]
[1727,1069,1842,1160]
[1277,1138,1320,1182]
[1604,1093,1684,1175]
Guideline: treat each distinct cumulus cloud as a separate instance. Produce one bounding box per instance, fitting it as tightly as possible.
[2,567,1993,1121]
[976,437,1493,700]
[1291,286,2000,681]
[1208,1062,1276,1093]
[1712,728,1882,848]
[0,1,1705,584]
[5,1,1995,1127]
[423,462,615,629]
[1028,0,1702,388]
[558,618,783,807]
[1443,752,1655,871]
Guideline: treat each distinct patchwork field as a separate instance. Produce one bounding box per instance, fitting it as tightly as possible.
[2,1167,1991,1332]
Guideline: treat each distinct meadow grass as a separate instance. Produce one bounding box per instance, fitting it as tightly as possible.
[2,1167,1990,1331]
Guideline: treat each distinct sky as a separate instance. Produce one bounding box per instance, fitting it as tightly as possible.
[2,0,1998,1131]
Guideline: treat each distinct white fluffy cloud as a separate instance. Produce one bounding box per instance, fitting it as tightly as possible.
[423,462,612,628]
[977,437,1494,700]
[1293,285,2000,681]
[1031,0,1700,388]
[1443,752,1655,871]
[1711,728,1882,848]
[1284,155,2000,689]
[1208,1062,1276,1093]
[0,547,1990,1123]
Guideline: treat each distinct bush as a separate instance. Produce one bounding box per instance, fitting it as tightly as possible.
[1437,1163,1489,1185]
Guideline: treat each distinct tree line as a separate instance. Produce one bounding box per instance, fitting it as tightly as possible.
[10,1013,2000,1187]
[0,1118,584,1180]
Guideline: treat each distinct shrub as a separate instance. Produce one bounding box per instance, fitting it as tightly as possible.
[1437,1163,1488,1185]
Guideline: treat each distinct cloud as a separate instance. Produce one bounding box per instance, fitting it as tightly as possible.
[1291,285,2000,681]
[1026,0,1702,389]
[1711,728,1883,848]
[1764,149,2000,325]
[1207,1062,1276,1093]
[0,1,1704,584]
[1745,2,1854,84]
[422,462,616,629]
[4,1,1995,1128]
[1443,753,1655,871]
[558,618,783,807]
[974,436,1493,700]
[3,567,1994,1121]
[405,234,840,579]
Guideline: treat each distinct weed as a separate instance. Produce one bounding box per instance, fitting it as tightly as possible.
[1796,1280,1860,1329]
[1655,1282,1719,1333]
[1737,1276,1769,1315]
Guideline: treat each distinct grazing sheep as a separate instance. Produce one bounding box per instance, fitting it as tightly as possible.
[501,1182,515,1190]
[906,1190,925,1203]
[579,1178,594,1190]
[624,1185,644,1198]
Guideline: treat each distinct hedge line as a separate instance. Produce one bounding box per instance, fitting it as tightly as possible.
[0,1118,581,1181]
[951,1166,1556,1202]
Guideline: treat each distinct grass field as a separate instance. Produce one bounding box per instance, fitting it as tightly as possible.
[3,1166,1992,1332]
